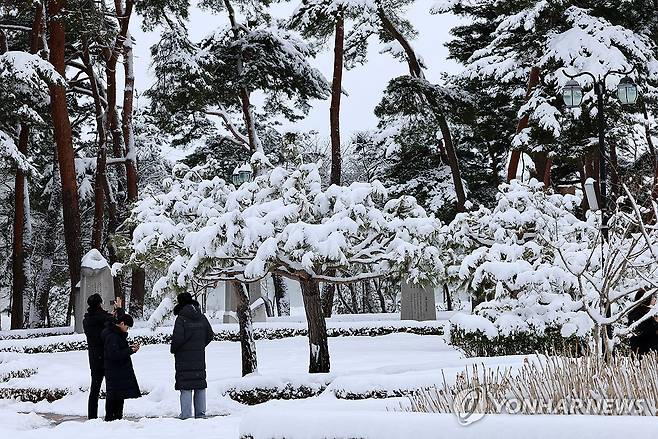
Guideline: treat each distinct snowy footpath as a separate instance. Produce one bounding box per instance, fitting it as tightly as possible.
[0,330,656,438]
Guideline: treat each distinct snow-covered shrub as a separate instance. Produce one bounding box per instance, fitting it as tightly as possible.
[0,322,443,354]
[442,179,658,356]
[130,153,443,373]
[131,154,443,297]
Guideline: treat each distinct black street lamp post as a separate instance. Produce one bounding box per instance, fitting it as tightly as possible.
[561,67,639,240]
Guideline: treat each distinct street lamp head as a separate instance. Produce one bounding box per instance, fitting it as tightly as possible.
[232,164,253,186]
[562,79,584,108]
[617,76,638,105]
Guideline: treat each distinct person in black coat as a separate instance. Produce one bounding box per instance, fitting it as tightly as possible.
[628,289,658,357]
[171,293,214,419]
[101,314,141,421]
[82,294,123,419]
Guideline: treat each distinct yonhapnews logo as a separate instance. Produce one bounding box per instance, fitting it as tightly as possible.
[451,384,653,426]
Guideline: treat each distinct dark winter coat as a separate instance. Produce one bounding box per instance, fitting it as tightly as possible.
[101,322,141,400]
[83,307,124,371]
[171,303,214,390]
[628,307,658,356]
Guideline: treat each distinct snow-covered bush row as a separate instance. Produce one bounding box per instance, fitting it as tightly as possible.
[225,382,329,406]
[0,327,73,341]
[448,322,584,357]
[0,368,37,383]
[0,322,443,354]
[0,387,69,403]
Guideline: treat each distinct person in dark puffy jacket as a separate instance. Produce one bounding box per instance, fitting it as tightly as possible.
[171,293,214,419]
[101,314,141,421]
[628,289,658,357]
[82,294,123,419]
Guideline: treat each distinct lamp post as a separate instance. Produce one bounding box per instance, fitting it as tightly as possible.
[561,67,639,240]
[232,163,253,187]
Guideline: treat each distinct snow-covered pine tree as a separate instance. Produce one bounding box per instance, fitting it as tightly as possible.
[146,1,329,153]
[130,155,443,373]
[437,0,658,200]
[0,0,64,328]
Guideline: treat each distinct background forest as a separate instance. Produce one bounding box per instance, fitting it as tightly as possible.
[1,0,657,330]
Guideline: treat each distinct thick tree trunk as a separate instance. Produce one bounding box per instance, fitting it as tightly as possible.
[272,274,290,316]
[321,283,335,317]
[531,150,551,188]
[11,127,28,330]
[122,46,146,317]
[234,282,258,376]
[48,0,82,323]
[11,2,45,329]
[329,13,344,186]
[508,66,541,182]
[300,277,330,373]
[122,33,138,203]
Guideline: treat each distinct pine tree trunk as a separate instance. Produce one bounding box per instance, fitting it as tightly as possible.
[642,101,658,199]
[33,158,60,328]
[122,33,145,313]
[443,284,453,311]
[47,0,82,323]
[0,29,6,53]
[348,283,359,313]
[11,127,29,330]
[272,274,290,316]
[234,282,258,376]
[377,8,465,210]
[376,279,388,313]
[508,66,541,182]
[321,282,335,317]
[12,1,46,329]
[300,277,330,373]
[82,38,107,251]
[330,13,344,186]
[362,281,374,313]
[436,115,466,210]
[223,0,261,153]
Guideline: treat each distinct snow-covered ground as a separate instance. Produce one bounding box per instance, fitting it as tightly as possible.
[0,333,459,436]
[1,330,655,438]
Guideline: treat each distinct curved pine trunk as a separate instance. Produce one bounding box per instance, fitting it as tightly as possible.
[507,66,541,182]
[235,282,258,376]
[300,278,330,373]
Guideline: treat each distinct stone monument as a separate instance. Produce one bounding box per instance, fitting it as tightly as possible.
[75,249,114,333]
[223,281,267,323]
[400,280,437,321]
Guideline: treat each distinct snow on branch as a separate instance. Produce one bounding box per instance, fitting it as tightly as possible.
[130,156,443,298]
